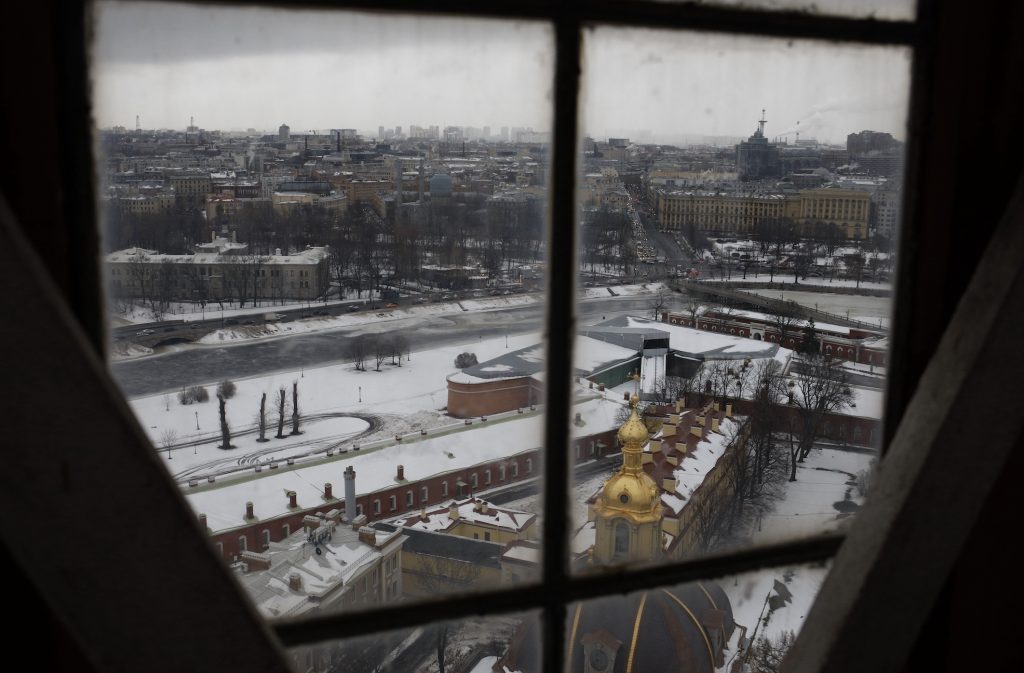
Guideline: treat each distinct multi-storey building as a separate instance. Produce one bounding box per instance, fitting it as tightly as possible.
[655,186,871,239]
[105,238,330,303]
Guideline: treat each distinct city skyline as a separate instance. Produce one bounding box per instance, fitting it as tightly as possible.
[92,1,910,145]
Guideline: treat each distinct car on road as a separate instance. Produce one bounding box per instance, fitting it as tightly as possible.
[225,318,239,325]
[242,319,255,325]
[413,297,427,304]
[314,310,328,316]
[135,329,155,336]
[384,303,398,309]
[347,305,360,312]
[189,323,200,329]
[162,326,175,332]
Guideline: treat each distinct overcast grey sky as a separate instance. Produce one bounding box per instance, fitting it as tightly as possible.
[92,1,910,145]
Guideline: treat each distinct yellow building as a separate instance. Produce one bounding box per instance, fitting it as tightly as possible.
[656,186,870,239]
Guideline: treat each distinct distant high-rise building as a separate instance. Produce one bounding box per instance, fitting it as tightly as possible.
[378,125,385,141]
[395,126,402,138]
[500,126,510,142]
[278,124,290,141]
[847,130,902,155]
[483,126,491,140]
[735,110,780,181]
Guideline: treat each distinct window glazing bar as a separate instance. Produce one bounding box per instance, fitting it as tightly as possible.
[196,0,919,46]
[272,534,842,647]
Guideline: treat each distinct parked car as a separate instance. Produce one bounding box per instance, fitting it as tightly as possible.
[347,305,360,312]
[242,319,255,325]
[384,303,398,309]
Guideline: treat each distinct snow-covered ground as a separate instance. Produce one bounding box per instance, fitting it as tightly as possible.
[132,331,544,480]
[747,289,892,324]
[703,275,892,291]
[723,562,830,660]
[754,448,875,545]
[112,289,382,325]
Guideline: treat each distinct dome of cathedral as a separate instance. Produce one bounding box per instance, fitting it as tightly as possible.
[616,394,649,448]
[500,582,736,673]
[597,470,659,517]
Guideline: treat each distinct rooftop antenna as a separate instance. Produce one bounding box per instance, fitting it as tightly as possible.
[758,109,767,137]
[135,114,140,132]
[796,120,800,144]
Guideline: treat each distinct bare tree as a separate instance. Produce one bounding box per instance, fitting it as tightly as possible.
[159,428,178,460]
[216,394,232,449]
[374,336,390,372]
[276,387,287,439]
[770,305,801,350]
[749,630,797,673]
[650,288,669,321]
[391,334,409,367]
[257,392,269,442]
[682,295,703,328]
[290,381,301,435]
[788,355,855,480]
[348,334,369,371]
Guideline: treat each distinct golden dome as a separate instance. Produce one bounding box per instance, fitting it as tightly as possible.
[597,470,660,518]
[617,393,649,448]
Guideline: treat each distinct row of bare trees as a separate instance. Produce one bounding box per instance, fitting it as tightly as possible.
[347,333,411,372]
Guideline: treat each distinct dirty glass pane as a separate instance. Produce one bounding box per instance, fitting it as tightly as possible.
[638,0,914,22]
[562,563,828,673]
[289,611,538,673]
[90,0,551,617]
[572,26,906,572]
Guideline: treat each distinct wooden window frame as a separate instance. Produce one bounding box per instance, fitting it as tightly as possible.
[3,2,1023,673]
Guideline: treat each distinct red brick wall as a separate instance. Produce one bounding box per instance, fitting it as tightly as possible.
[447,376,538,418]
[209,428,615,560]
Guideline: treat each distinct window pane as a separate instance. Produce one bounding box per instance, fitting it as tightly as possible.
[574,27,907,571]
[631,0,914,22]
[91,0,551,617]
[553,563,829,673]
[289,611,538,673]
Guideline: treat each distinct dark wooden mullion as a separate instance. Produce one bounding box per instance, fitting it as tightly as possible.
[272,533,842,646]
[539,14,582,673]
[194,0,918,47]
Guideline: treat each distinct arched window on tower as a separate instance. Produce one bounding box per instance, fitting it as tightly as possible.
[613,520,630,560]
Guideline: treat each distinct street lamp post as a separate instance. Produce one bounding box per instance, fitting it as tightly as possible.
[194,411,199,430]
[358,386,362,403]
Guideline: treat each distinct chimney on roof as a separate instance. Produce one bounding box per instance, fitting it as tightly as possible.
[711,418,720,433]
[725,403,733,417]
[245,501,255,520]
[396,465,405,481]
[449,503,460,520]
[324,482,333,500]
[357,526,377,546]
[350,513,367,531]
[344,466,357,521]
[663,478,677,494]
[480,501,489,515]
[288,573,302,591]
[231,230,237,243]
[198,513,209,532]
[287,491,298,509]
[650,438,662,453]
[690,425,703,438]
[275,247,282,256]
[420,508,428,522]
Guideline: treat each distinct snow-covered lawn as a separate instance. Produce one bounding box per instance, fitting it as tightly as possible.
[753,448,875,545]
[131,332,543,480]
[747,289,892,323]
[724,563,830,655]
